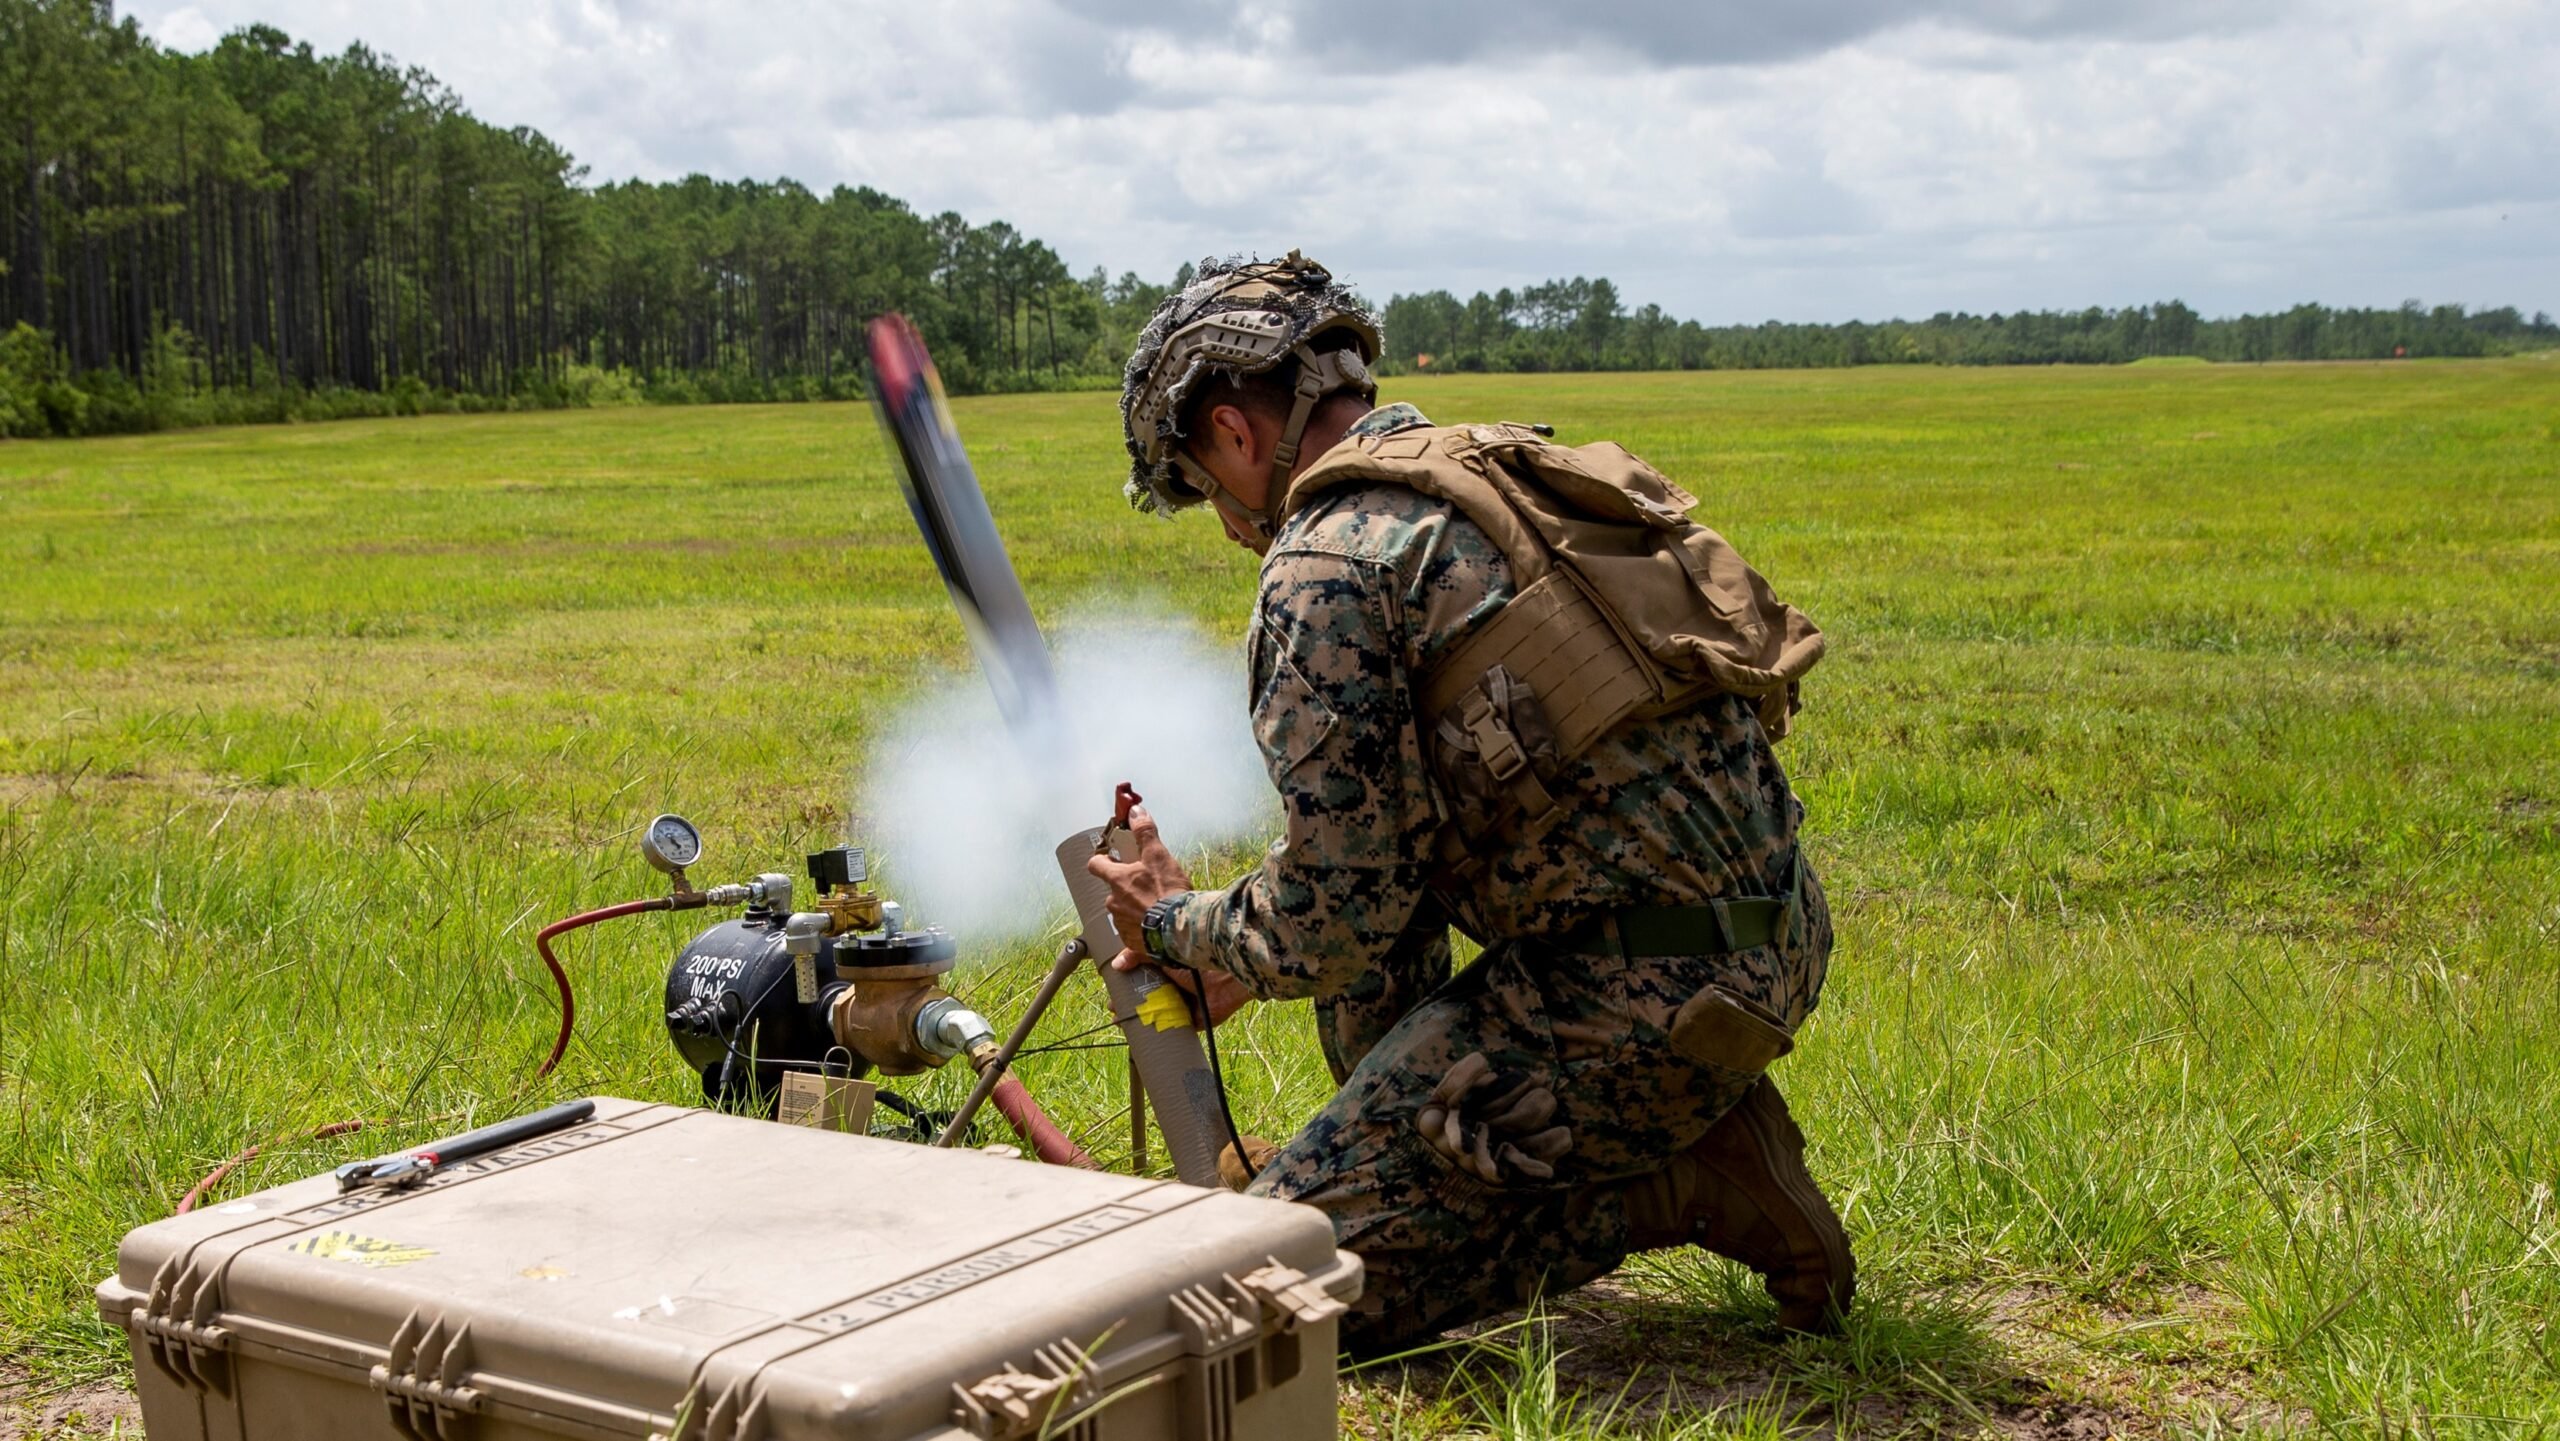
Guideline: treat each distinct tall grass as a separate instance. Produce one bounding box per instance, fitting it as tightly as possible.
[2,360,2554,1432]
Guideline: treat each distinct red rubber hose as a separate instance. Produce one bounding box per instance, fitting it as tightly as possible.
[533,898,672,1077]
[175,898,669,1214]
[990,1074,1099,1169]
[181,901,1107,1199]
[176,1119,370,1214]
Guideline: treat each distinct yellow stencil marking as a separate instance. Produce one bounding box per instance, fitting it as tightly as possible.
[1134,984,1193,1033]
[286,1230,437,1269]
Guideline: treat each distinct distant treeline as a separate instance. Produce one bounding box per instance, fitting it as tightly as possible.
[1378,279,2559,374]
[1,0,2551,440]
[0,0,1165,437]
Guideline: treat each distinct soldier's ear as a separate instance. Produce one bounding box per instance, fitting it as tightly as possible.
[1201,402,1263,467]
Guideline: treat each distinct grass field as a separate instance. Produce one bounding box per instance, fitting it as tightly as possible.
[2,360,2556,1437]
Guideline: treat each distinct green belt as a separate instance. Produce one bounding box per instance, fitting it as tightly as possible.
[1562,851,1803,958]
[1567,896,1789,957]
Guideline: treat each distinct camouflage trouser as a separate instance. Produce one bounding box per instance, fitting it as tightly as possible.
[1246,861,1832,1356]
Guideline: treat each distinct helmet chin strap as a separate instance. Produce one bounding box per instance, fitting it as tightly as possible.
[1208,489,1275,555]
[1173,452,1275,553]
[1265,344,1370,497]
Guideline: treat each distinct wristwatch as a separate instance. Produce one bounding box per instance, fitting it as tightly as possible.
[1140,894,1185,962]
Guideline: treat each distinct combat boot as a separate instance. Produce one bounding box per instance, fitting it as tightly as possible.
[1623,1076,1854,1333]
[1217,1134,1279,1191]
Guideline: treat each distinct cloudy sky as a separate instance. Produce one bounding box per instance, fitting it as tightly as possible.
[125,0,2556,324]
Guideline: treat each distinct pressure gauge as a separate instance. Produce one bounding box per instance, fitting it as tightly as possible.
[640,813,703,876]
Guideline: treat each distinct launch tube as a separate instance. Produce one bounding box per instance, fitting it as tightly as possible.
[1055,829,1226,1188]
[871,314,1228,1190]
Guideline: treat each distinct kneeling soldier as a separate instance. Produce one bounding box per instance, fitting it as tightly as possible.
[1090,252,1852,1355]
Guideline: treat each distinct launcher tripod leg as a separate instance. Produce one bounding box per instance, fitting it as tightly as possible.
[934,938,1086,1149]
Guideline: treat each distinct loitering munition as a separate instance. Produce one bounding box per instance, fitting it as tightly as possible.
[866,312,1062,740]
[864,314,1232,1190]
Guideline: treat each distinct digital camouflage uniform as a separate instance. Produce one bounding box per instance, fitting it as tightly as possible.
[1154,403,1834,1353]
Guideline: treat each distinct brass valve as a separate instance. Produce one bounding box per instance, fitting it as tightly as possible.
[817,886,885,936]
[829,973,992,1078]
[805,838,981,1077]
[806,843,886,936]
[830,975,946,1077]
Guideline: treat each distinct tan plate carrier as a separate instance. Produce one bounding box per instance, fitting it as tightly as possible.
[1278,421,1823,876]
[100,1097,1360,1441]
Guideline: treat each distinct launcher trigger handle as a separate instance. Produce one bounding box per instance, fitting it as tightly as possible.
[1094,782,1144,856]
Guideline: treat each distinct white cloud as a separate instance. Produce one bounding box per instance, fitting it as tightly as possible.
[146,4,223,50]
[124,0,2559,323]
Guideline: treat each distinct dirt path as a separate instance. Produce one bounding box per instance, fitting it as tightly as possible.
[0,1368,140,1441]
[1343,1269,2295,1438]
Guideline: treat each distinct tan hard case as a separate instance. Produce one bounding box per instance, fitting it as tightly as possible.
[99,1097,1360,1441]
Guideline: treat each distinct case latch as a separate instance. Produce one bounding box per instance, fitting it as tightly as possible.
[133,1254,234,1396]
[1160,1261,1353,1441]
[666,1373,769,1441]
[371,1310,483,1441]
[1237,1260,1347,1330]
[1169,1280,1265,1441]
[950,1341,1098,1441]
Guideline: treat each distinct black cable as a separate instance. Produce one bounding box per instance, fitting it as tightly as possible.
[870,1089,928,1121]
[703,968,794,1085]
[704,1021,937,1135]
[1045,1017,1121,1045]
[692,960,1130,1148]
[701,972,942,1127]
[1161,959,1250,1170]
[1010,1016,1124,1057]
[1014,1040,1129,1056]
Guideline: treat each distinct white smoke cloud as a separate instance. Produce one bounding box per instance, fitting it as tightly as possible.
[857,601,1273,953]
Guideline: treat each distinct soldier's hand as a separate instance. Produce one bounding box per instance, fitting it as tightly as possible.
[1109,948,1256,1025]
[1086,802,1193,953]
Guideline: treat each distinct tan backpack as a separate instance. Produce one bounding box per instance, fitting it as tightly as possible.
[1279,422,1824,850]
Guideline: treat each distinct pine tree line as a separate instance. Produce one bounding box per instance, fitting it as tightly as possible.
[4,3,591,396]
[1379,280,2558,375]
[0,0,1165,436]
[1,1,2549,439]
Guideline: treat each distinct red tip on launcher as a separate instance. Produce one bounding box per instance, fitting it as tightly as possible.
[1113,782,1143,830]
[864,313,931,407]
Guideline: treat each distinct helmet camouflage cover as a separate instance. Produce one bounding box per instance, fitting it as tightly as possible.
[1119,250,1383,515]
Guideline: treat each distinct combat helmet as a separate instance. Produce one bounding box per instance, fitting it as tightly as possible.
[1119,251,1381,543]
